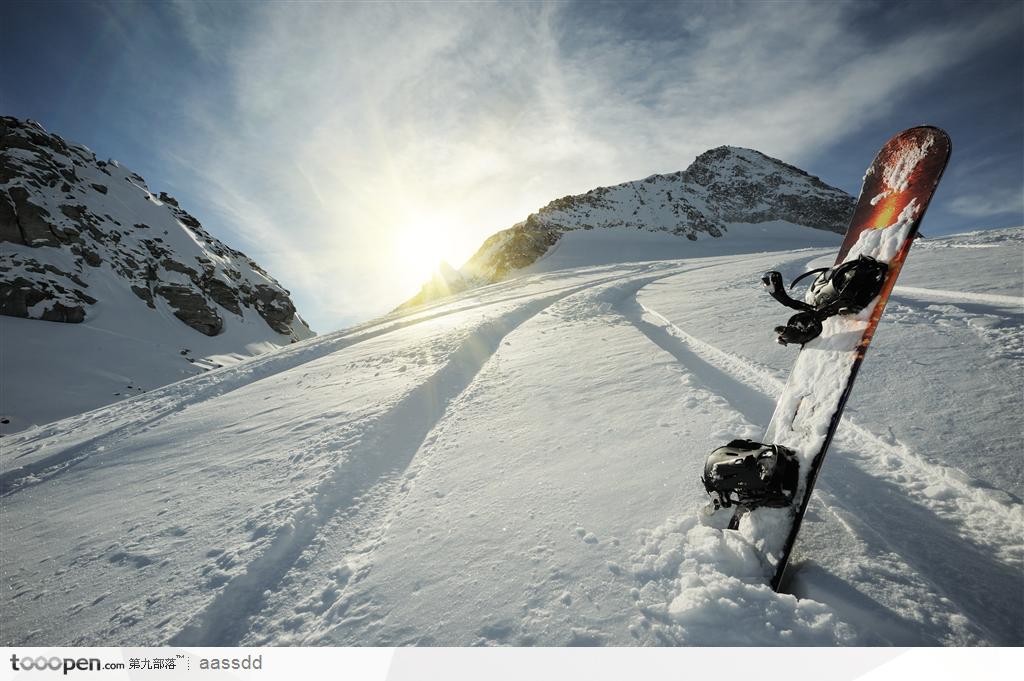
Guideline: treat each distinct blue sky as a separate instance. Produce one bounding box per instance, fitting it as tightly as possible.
[3,1,1022,331]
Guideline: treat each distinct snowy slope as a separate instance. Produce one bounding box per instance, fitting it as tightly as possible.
[0,118,314,433]
[1,227,1021,647]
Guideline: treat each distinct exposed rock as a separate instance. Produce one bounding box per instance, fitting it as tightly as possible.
[397,261,469,311]
[682,146,852,231]
[131,284,155,308]
[161,258,199,278]
[1,118,69,156]
[156,284,222,336]
[250,284,298,335]
[73,288,97,304]
[467,219,560,281]
[0,190,21,243]
[59,203,88,221]
[75,246,102,267]
[0,276,47,317]
[7,187,59,245]
[40,302,86,323]
[201,275,242,315]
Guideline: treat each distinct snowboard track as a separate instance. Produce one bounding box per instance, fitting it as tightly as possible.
[169,266,691,646]
[892,285,1024,309]
[241,268,702,646]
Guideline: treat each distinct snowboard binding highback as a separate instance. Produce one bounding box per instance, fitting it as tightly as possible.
[762,256,889,345]
[702,439,799,511]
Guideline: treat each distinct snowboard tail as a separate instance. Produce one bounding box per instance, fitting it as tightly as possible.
[727,127,951,591]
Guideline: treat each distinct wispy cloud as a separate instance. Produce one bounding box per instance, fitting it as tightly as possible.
[950,188,1024,220]
[156,0,1020,329]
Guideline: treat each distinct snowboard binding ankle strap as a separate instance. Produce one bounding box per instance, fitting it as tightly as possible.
[763,256,889,346]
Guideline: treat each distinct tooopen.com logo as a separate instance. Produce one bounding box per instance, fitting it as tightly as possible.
[10,654,125,675]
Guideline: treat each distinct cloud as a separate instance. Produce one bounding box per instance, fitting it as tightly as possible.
[548,1,1020,169]
[158,0,1020,330]
[949,188,1024,220]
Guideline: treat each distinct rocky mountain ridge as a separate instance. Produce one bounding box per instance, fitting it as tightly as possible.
[401,146,855,309]
[0,116,311,339]
[1,116,315,433]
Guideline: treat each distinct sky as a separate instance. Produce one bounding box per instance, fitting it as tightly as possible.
[2,0,1022,332]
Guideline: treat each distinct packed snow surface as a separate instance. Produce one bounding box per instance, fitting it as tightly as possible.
[1,226,1021,646]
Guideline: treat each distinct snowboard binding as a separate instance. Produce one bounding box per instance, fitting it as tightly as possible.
[763,256,889,345]
[702,439,799,511]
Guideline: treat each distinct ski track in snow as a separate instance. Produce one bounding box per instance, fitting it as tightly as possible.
[892,286,1023,309]
[234,268,706,646]
[887,288,1024,363]
[170,265,691,646]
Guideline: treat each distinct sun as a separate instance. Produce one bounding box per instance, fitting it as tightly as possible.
[395,218,452,290]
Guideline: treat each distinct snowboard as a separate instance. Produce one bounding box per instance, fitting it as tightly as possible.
[731,126,951,591]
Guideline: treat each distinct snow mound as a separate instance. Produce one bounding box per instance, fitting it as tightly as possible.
[631,514,855,645]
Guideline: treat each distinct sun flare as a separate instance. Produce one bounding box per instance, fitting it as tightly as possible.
[395,218,454,291]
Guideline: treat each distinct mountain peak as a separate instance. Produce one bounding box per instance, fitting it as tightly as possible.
[685,145,832,189]
[400,144,855,310]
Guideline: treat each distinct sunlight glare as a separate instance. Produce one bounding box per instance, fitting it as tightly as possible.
[395,217,453,292]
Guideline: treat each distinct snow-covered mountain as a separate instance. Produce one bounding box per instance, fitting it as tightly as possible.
[0,117,314,432]
[400,146,855,309]
[2,225,1020,647]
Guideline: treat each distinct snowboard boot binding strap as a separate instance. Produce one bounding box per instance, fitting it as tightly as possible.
[702,439,799,511]
[762,255,889,345]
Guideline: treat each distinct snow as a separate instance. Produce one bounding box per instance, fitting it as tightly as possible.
[1,225,1021,646]
[632,515,854,645]
[0,280,297,434]
[525,221,842,273]
[870,134,935,206]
